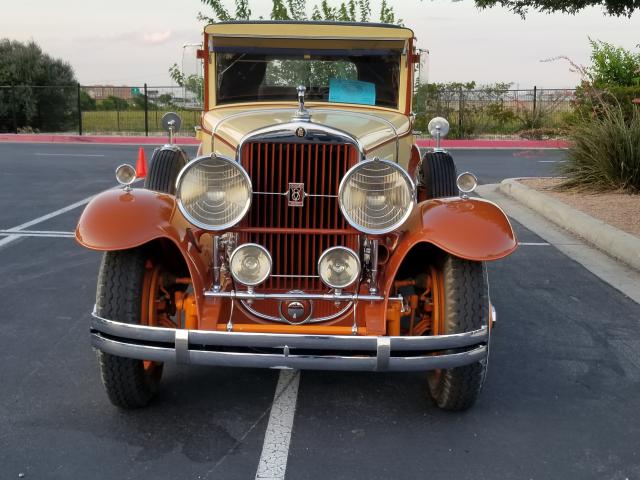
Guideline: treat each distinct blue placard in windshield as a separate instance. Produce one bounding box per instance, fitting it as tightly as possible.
[329,79,376,106]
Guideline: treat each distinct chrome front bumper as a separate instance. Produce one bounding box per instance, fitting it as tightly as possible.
[90,309,489,372]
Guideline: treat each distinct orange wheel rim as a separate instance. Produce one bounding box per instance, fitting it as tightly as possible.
[430,266,444,336]
[429,265,445,382]
[141,261,162,371]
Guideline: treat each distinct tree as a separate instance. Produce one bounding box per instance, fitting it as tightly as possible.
[99,95,130,111]
[474,0,639,17]
[587,39,640,87]
[79,90,96,111]
[0,39,77,133]
[197,0,399,24]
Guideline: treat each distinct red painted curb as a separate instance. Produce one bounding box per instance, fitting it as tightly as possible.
[0,134,568,149]
[0,134,200,145]
[416,139,569,149]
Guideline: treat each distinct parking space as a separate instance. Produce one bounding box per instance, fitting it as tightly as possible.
[1,143,638,479]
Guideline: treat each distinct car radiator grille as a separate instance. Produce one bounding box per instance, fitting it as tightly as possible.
[239,142,359,293]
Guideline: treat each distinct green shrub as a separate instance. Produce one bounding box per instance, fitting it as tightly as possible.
[560,104,640,193]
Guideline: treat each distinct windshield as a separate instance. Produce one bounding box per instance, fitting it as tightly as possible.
[215,51,401,108]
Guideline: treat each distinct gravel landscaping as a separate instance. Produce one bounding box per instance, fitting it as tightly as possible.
[519,177,640,238]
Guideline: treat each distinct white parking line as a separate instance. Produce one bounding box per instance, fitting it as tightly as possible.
[255,370,301,480]
[0,194,95,249]
[538,160,566,163]
[519,242,551,246]
[0,230,75,238]
[35,153,105,157]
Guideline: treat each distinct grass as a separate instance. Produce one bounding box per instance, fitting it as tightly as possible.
[560,105,640,193]
[81,109,201,136]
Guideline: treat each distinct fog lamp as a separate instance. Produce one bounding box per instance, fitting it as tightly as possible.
[318,247,361,289]
[456,172,478,194]
[115,164,136,188]
[229,244,272,287]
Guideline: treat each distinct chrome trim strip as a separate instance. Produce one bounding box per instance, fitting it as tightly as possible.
[240,298,353,324]
[237,121,367,161]
[204,290,399,302]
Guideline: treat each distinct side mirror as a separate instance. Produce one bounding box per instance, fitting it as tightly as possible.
[161,112,182,144]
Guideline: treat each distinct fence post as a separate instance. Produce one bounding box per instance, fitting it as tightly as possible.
[144,83,149,137]
[12,85,18,133]
[532,85,537,129]
[77,83,83,136]
[458,87,464,139]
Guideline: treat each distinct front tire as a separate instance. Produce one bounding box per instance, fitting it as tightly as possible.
[427,255,489,411]
[95,249,163,409]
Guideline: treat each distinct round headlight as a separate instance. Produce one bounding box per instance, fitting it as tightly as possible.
[229,244,272,286]
[318,247,361,289]
[339,158,415,234]
[115,164,136,187]
[428,117,450,138]
[176,154,251,231]
[457,172,478,194]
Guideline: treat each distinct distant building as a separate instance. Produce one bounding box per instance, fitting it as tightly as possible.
[85,86,135,101]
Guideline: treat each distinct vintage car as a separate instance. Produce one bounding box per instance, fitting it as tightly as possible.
[76,21,517,411]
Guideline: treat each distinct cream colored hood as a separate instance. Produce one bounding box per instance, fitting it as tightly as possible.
[202,104,411,155]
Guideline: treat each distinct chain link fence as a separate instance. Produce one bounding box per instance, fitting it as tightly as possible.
[0,84,203,136]
[414,88,576,139]
[1,84,576,139]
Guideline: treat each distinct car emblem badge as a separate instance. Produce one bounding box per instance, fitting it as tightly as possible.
[295,127,306,138]
[288,182,305,207]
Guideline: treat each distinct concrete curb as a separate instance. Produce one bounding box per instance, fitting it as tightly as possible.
[500,178,640,271]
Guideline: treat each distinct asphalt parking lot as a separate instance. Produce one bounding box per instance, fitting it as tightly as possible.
[1,143,639,480]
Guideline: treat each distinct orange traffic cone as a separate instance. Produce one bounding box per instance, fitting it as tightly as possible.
[135,147,147,178]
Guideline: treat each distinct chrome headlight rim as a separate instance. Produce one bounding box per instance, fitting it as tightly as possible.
[317,246,361,290]
[175,154,252,231]
[228,243,272,287]
[338,158,416,235]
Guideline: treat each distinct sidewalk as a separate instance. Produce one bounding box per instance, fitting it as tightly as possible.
[499,178,640,272]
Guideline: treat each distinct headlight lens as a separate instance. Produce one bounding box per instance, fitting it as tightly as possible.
[339,158,414,234]
[229,244,272,286]
[115,164,136,187]
[318,247,360,289]
[456,172,478,194]
[176,154,251,230]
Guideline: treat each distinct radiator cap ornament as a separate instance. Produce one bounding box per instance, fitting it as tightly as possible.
[292,85,311,121]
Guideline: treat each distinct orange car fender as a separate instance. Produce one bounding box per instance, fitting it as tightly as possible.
[381,197,518,296]
[76,189,212,319]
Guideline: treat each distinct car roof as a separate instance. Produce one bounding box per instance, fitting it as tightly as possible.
[204,20,414,40]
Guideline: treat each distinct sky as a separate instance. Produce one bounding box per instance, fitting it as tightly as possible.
[2,0,639,88]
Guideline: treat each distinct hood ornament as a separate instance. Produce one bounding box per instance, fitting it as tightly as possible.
[293,85,311,121]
